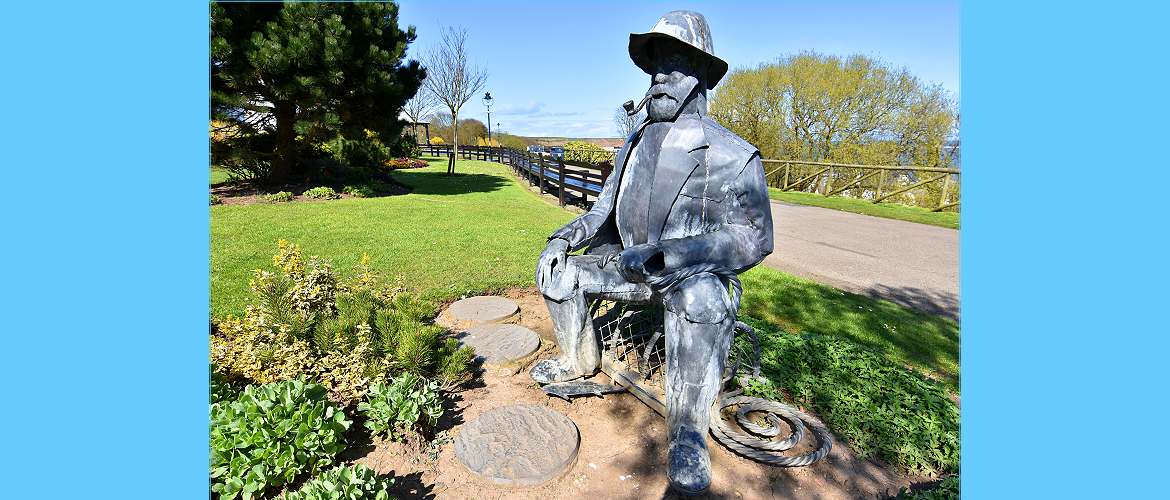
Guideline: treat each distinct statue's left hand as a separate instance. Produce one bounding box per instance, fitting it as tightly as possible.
[617,243,665,283]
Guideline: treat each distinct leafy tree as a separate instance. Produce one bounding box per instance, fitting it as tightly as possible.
[211,2,425,184]
[709,52,958,205]
[709,51,956,167]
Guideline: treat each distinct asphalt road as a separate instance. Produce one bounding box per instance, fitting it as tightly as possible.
[762,201,960,320]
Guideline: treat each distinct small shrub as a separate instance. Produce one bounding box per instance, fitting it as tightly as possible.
[211,308,315,385]
[210,194,222,205]
[212,241,478,406]
[358,373,444,441]
[343,184,376,198]
[739,317,959,475]
[266,191,294,203]
[894,475,959,500]
[283,464,395,500]
[210,379,351,500]
[303,186,340,200]
[434,338,476,390]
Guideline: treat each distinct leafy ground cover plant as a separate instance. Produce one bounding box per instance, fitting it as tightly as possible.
[358,373,443,441]
[210,379,351,500]
[893,475,959,499]
[212,242,476,405]
[303,186,341,199]
[211,364,240,403]
[282,464,395,500]
[266,191,295,203]
[343,184,376,198]
[739,317,959,475]
[211,194,223,205]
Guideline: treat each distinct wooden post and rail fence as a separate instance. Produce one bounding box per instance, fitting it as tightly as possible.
[416,143,960,212]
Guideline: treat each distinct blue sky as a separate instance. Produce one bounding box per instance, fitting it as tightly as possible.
[398,1,959,138]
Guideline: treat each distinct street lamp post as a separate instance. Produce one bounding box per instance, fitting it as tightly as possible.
[482,92,493,145]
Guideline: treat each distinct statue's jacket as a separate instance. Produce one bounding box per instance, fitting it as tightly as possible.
[549,113,774,284]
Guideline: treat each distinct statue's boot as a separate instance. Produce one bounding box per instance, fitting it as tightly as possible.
[662,273,735,496]
[667,425,711,496]
[530,292,600,384]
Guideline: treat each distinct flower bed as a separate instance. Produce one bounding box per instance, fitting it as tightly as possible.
[384,157,428,170]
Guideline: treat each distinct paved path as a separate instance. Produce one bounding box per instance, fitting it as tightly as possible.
[762,201,959,319]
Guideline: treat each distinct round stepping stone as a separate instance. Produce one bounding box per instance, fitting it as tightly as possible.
[458,324,540,364]
[448,296,519,324]
[454,405,580,486]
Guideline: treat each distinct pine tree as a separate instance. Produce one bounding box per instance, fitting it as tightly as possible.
[211,2,425,184]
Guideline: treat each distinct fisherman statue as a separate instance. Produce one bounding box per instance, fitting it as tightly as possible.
[531,10,774,495]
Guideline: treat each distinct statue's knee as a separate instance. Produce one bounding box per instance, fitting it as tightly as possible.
[539,256,580,301]
[665,273,732,324]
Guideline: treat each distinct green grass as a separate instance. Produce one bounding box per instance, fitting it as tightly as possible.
[741,318,959,474]
[211,158,573,317]
[210,166,231,185]
[740,267,959,390]
[769,189,960,229]
[212,158,958,390]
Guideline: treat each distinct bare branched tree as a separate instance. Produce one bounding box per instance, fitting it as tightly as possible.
[402,81,436,143]
[421,26,487,174]
[613,105,645,137]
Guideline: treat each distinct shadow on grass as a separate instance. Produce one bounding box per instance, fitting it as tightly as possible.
[740,269,960,390]
[862,284,959,321]
[391,171,511,196]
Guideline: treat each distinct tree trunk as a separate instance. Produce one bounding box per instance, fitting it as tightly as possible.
[450,109,459,175]
[272,100,297,185]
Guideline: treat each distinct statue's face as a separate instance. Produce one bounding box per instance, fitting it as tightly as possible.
[645,51,702,122]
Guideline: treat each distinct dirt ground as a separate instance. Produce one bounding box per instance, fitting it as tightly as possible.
[357,289,917,499]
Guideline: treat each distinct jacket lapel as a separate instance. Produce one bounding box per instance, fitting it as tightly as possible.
[647,115,708,243]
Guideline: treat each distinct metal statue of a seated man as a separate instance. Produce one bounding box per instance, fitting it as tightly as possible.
[531,10,774,495]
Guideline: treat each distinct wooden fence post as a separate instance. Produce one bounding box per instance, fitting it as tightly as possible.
[538,157,546,195]
[557,158,566,207]
[938,173,952,210]
[875,169,886,202]
[782,162,791,190]
[823,166,834,196]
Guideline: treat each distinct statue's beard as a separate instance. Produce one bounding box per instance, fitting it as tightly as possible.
[645,75,700,122]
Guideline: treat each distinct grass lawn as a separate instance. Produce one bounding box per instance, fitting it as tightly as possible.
[211,166,231,185]
[211,158,574,317]
[769,189,960,229]
[211,158,958,390]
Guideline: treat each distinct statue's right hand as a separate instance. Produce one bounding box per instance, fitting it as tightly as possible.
[536,238,571,291]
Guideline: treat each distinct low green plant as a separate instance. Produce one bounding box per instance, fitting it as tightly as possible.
[894,475,959,499]
[211,194,223,205]
[358,373,444,441]
[266,191,294,203]
[211,364,240,403]
[212,242,477,405]
[343,184,376,198]
[210,379,351,500]
[282,464,395,500]
[303,186,340,200]
[739,317,959,475]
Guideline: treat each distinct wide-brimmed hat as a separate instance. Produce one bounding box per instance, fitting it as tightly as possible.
[628,10,728,89]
